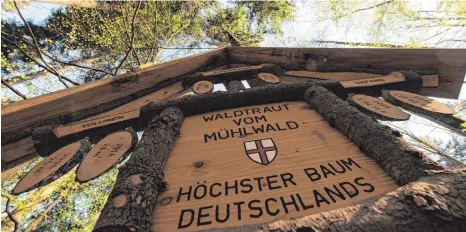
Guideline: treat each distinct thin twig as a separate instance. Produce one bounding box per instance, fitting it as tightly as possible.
[1,79,27,99]
[42,53,113,76]
[3,195,20,232]
[2,37,78,86]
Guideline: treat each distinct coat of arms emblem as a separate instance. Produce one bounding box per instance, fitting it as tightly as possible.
[244,138,277,165]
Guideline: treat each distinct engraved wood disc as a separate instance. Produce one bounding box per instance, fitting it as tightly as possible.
[192,81,214,94]
[258,73,280,83]
[388,90,454,115]
[76,130,137,182]
[350,94,410,120]
[13,140,91,195]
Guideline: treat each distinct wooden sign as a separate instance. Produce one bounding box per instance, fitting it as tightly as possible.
[340,72,405,88]
[76,130,138,182]
[285,71,382,81]
[386,90,454,115]
[192,81,214,94]
[201,65,263,76]
[349,94,410,120]
[152,102,398,231]
[258,73,280,83]
[12,140,91,195]
[54,110,140,138]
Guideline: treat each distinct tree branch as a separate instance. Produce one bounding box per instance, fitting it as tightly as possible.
[13,0,80,87]
[42,53,113,76]
[113,1,142,75]
[2,195,20,232]
[1,79,27,100]
[2,37,79,86]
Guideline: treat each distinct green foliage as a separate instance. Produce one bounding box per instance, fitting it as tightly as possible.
[314,0,466,47]
[1,157,123,232]
[1,1,294,100]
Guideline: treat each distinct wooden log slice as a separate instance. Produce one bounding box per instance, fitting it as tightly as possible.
[257,72,281,83]
[76,129,138,183]
[385,90,454,115]
[382,90,464,136]
[12,140,91,195]
[192,81,214,94]
[348,94,410,121]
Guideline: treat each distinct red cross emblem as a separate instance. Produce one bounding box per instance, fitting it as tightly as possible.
[244,138,277,165]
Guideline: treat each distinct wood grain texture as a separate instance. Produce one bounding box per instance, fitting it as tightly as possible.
[348,94,410,121]
[253,168,466,232]
[76,129,138,183]
[12,140,91,195]
[1,82,184,171]
[285,71,382,80]
[227,47,466,99]
[152,102,399,231]
[2,48,226,133]
[382,90,465,137]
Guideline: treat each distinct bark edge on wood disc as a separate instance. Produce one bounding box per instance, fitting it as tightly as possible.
[258,73,280,83]
[350,94,410,120]
[76,129,138,183]
[387,90,454,115]
[192,81,214,94]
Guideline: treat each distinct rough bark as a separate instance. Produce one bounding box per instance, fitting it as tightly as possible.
[31,75,423,157]
[304,86,443,185]
[226,80,245,92]
[256,168,466,232]
[33,80,339,148]
[93,107,184,232]
[246,77,278,88]
[381,90,466,136]
[12,140,91,195]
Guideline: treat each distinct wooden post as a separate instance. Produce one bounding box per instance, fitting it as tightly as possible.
[304,86,442,185]
[93,107,184,232]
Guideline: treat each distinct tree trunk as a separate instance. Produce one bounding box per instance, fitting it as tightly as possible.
[304,86,443,185]
[381,90,466,136]
[259,168,466,232]
[93,107,184,232]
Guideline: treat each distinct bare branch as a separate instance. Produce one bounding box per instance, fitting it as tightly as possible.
[13,0,80,87]
[2,195,20,232]
[1,79,27,99]
[42,53,113,76]
[2,37,79,86]
[113,1,142,75]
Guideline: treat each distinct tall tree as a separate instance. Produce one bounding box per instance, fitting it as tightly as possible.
[314,0,466,47]
[1,1,295,101]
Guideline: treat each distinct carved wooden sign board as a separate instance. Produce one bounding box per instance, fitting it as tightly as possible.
[152,101,399,231]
